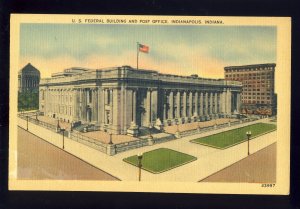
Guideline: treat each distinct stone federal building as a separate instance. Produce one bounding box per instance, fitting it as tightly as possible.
[224,63,276,115]
[39,66,242,135]
[18,63,41,92]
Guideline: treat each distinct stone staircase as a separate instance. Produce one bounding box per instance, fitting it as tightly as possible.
[73,123,91,132]
[138,126,161,137]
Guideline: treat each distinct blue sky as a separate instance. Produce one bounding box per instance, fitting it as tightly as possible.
[20,24,276,78]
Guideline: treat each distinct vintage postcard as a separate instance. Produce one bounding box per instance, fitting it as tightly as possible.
[9,14,291,194]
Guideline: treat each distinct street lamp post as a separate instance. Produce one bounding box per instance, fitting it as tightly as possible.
[57,119,60,131]
[246,131,252,156]
[137,153,143,181]
[149,125,153,139]
[61,128,65,149]
[214,118,217,129]
[26,115,29,131]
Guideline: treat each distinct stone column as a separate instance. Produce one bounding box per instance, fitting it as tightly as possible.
[112,88,119,133]
[188,91,193,117]
[194,91,198,116]
[217,92,220,113]
[102,89,105,124]
[199,92,203,116]
[93,88,98,121]
[221,90,226,113]
[226,88,232,114]
[176,91,181,118]
[151,89,158,122]
[163,103,167,121]
[72,89,77,120]
[210,92,213,114]
[214,92,218,113]
[146,89,152,126]
[120,85,126,134]
[169,91,174,119]
[127,88,139,136]
[205,92,209,115]
[97,88,104,125]
[82,89,87,121]
[183,91,187,117]
[236,92,241,113]
[132,90,136,123]
[110,89,113,125]
[163,91,167,121]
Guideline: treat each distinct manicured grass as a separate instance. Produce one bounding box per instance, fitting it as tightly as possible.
[123,148,197,174]
[191,123,276,149]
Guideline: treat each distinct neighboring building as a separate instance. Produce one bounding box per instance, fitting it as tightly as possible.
[18,63,41,92]
[39,66,242,135]
[224,63,276,115]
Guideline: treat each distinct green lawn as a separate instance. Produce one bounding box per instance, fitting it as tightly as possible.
[123,148,197,174]
[191,123,276,149]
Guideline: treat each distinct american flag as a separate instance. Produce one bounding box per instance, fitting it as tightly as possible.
[138,44,149,53]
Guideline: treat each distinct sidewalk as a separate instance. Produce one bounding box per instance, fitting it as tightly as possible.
[110,118,276,182]
[18,117,276,182]
[63,118,277,182]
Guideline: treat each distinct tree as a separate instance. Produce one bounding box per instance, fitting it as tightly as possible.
[18,90,39,111]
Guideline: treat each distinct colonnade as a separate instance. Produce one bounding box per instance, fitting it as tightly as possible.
[161,90,222,123]
[40,86,240,134]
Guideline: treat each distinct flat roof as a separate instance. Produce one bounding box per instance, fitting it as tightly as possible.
[224,63,276,70]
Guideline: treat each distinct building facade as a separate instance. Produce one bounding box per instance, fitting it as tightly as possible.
[18,63,41,92]
[39,66,242,134]
[224,63,276,115]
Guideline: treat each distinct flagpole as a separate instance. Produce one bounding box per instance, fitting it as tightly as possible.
[136,42,139,70]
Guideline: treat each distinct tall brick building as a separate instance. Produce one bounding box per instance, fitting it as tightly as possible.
[224,63,276,115]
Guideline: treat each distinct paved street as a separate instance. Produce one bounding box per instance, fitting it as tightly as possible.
[17,127,118,180]
[201,142,276,183]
